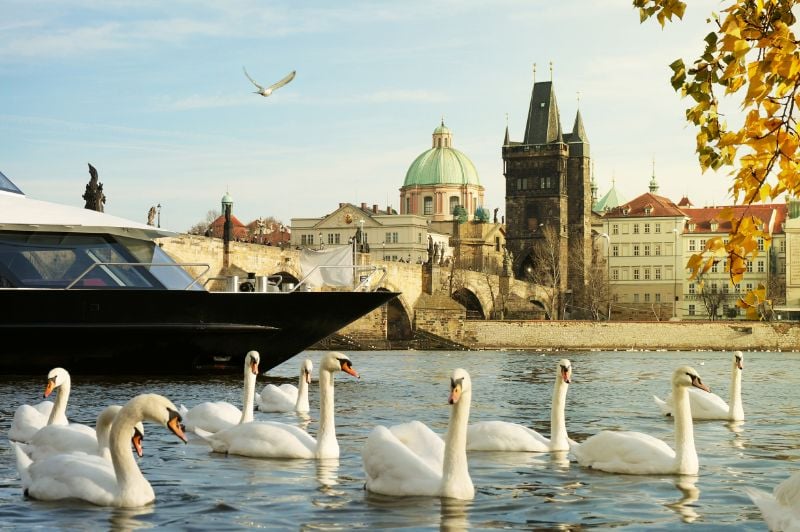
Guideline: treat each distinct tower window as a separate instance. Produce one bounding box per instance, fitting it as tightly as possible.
[424,196,433,215]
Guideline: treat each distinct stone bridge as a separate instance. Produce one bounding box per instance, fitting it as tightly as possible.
[160,235,551,341]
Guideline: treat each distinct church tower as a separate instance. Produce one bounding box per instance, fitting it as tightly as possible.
[502,75,592,315]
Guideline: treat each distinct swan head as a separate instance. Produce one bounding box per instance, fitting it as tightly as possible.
[448,368,471,405]
[673,366,710,393]
[246,351,260,375]
[302,359,313,384]
[558,359,572,384]
[43,367,70,398]
[321,352,359,379]
[123,393,188,444]
[733,351,744,370]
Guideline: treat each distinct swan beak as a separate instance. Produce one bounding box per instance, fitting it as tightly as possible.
[561,367,571,384]
[449,379,463,405]
[736,357,743,370]
[43,377,56,398]
[167,411,188,443]
[690,375,710,393]
[250,360,259,375]
[132,428,144,458]
[340,360,360,379]
[304,369,312,384]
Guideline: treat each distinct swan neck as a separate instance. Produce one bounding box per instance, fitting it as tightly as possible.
[315,369,337,458]
[549,379,569,450]
[295,374,309,412]
[109,406,148,498]
[47,377,70,425]
[239,366,256,424]
[442,389,473,498]
[672,385,698,474]
[729,365,744,420]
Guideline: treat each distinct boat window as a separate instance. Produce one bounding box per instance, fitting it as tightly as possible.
[0,170,23,195]
[117,236,202,290]
[0,232,161,289]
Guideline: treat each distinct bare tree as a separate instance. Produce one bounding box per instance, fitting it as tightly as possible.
[581,251,610,320]
[697,282,725,321]
[527,225,563,320]
[187,209,220,235]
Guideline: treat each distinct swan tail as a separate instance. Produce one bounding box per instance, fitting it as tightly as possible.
[178,404,188,416]
[653,395,671,416]
[193,427,228,453]
[744,487,789,531]
[10,441,32,488]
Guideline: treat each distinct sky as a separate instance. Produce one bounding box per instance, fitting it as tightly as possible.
[0,0,750,233]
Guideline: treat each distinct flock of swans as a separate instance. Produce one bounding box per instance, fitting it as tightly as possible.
[4,350,798,529]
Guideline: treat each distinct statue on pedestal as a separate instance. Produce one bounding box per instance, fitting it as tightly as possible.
[82,163,106,212]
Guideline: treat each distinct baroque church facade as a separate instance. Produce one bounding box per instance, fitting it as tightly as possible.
[502,80,592,312]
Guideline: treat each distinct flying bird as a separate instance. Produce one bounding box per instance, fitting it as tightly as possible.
[243,67,296,97]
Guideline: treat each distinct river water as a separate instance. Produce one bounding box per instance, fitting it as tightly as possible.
[1,349,797,530]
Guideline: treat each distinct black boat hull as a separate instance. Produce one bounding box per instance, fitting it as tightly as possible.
[0,289,399,374]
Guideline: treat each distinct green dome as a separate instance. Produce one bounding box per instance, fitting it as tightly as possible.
[403,147,480,187]
[433,123,451,135]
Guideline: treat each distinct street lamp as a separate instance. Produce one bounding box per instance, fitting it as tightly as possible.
[673,227,679,319]
[156,203,161,228]
[318,232,324,250]
[599,232,610,320]
[221,191,233,271]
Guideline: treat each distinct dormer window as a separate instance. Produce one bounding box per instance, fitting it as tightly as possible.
[622,205,630,216]
[710,221,718,231]
[643,204,653,215]
[688,222,696,231]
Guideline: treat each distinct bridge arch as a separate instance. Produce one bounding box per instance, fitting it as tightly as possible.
[452,287,485,320]
[377,287,413,340]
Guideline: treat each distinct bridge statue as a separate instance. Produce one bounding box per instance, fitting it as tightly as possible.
[82,163,106,212]
[147,206,157,226]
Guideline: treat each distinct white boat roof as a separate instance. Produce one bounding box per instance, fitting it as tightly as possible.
[0,186,175,241]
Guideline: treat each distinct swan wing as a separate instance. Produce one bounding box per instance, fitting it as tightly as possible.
[257,384,297,412]
[388,420,444,470]
[362,424,442,497]
[572,430,676,474]
[24,452,127,506]
[242,66,264,90]
[467,420,549,452]
[182,401,241,433]
[268,70,296,91]
[199,421,316,459]
[774,470,800,507]
[27,424,99,460]
[746,486,800,532]
[686,387,729,419]
[9,403,52,442]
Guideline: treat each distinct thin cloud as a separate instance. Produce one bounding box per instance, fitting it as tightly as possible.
[356,90,448,104]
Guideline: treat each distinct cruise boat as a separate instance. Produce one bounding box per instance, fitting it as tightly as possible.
[0,172,398,374]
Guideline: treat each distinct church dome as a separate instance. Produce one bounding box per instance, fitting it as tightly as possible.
[403,121,480,187]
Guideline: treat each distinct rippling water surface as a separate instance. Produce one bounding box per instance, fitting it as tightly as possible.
[1,350,797,530]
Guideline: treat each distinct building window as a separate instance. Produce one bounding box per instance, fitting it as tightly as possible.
[308,234,314,245]
[711,261,718,273]
[655,223,661,233]
[758,238,764,251]
[634,293,640,303]
[711,283,718,293]
[611,269,619,280]
[633,269,640,280]
[633,245,640,256]
[689,304,696,316]
[723,283,729,294]
[612,224,619,235]
[612,244,619,257]
[757,260,764,273]
[301,235,308,245]
[689,283,695,294]
[633,224,640,234]
[644,223,651,234]
[644,268,651,280]
[644,293,651,302]
[735,284,741,293]
[689,239,696,251]
[449,196,459,215]
[780,240,786,253]
[644,244,651,256]
[699,239,706,250]
[422,197,433,215]
[747,261,753,273]
[655,268,662,280]
[654,244,661,256]
[655,293,661,303]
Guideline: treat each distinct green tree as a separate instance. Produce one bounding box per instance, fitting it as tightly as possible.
[634,0,799,319]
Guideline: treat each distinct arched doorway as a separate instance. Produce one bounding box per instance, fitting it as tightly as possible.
[452,288,485,320]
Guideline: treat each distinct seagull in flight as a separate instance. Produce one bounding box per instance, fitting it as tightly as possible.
[243,67,296,97]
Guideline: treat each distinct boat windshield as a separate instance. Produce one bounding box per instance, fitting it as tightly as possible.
[0,232,200,290]
[0,171,23,195]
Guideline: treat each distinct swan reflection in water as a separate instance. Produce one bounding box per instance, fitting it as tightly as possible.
[666,476,700,524]
[109,505,154,531]
[726,420,746,450]
[316,458,339,489]
[440,498,471,532]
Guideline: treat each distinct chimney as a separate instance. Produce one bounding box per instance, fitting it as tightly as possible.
[361,202,367,210]
[373,204,378,213]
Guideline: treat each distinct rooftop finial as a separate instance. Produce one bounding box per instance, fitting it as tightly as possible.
[441,115,445,127]
[549,61,553,81]
[576,90,581,108]
[533,63,536,83]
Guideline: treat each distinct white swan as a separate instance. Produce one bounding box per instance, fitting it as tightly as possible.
[179,351,260,433]
[194,351,358,459]
[746,471,800,531]
[572,366,709,475]
[467,359,572,452]
[362,368,475,500]
[654,351,744,421]
[9,367,72,443]
[21,405,144,462]
[13,393,187,508]
[256,358,313,413]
